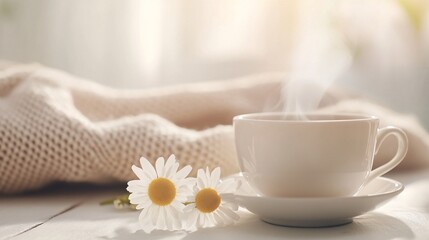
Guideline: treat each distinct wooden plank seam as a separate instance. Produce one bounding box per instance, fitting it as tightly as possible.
[5,202,83,240]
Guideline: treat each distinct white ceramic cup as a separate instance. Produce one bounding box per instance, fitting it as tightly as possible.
[233,113,408,197]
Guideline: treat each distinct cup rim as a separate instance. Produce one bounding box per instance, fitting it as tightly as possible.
[233,112,378,123]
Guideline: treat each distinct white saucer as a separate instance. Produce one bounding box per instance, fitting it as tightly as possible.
[231,177,403,227]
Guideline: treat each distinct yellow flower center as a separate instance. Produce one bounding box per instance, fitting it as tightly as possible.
[195,188,221,213]
[148,178,176,206]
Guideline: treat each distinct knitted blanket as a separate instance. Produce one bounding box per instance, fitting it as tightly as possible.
[1,62,428,193]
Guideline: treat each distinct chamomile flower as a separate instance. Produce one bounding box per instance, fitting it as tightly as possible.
[127,154,194,233]
[184,167,240,229]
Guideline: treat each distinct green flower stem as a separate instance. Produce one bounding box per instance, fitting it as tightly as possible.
[100,194,195,209]
[99,199,115,206]
[100,194,133,208]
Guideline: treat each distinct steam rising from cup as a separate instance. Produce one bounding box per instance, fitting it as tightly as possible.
[282,1,352,119]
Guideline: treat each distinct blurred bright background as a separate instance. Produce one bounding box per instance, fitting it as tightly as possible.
[0,0,428,128]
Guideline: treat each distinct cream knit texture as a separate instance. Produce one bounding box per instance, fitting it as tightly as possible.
[1,62,428,194]
[0,63,283,193]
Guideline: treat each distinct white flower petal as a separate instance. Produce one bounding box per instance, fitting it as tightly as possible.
[176,186,191,195]
[208,213,217,227]
[167,204,180,219]
[219,193,235,203]
[175,165,192,180]
[183,203,195,213]
[203,167,211,187]
[187,210,199,230]
[205,214,212,228]
[135,201,151,209]
[199,213,205,227]
[185,195,195,203]
[210,167,221,188]
[127,184,147,193]
[131,165,151,182]
[193,184,199,193]
[197,169,207,188]
[173,210,182,230]
[150,205,159,226]
[138,208,149,224]
[156,207,165,230]
[196,182,204,193]
[140,157,157,179]
[138,210,154,234]
[167,163,179,179]
[223,201,239,211]
[178,178,196,189]
[166,154,176,167]
[219,205,240,221]
[197,168,204,179]
[135,199,152,210]
[171,200,185,212]
[139,207,154,233]
[164,207,173,231]
[213,212,224,226]
[205,167,211,183]
[216,208,233,225]
[177,184,194,194]
[217,179,237,193]
[163,155,176,177]
[129,194,149,205]
[165,205,181,230]
[203,213,212,228]
[129,195,150,206]
[155,157,165,177]
[129,191,148,198]
[175,194,189,203]
[175,191,187,199]
[127,179,147,187]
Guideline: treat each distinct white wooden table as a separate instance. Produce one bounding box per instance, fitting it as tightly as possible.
[2,169,429,240]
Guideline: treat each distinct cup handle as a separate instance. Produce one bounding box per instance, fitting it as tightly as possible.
[366,126,408,184]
